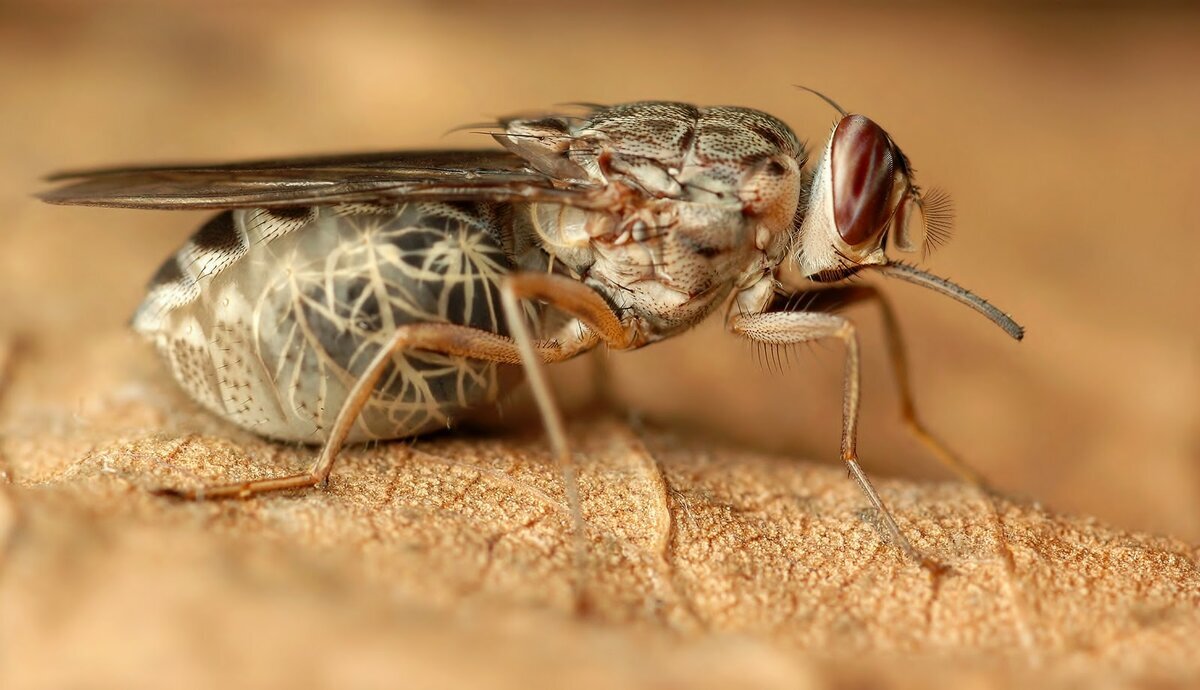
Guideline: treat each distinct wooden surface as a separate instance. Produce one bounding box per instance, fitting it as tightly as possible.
[1,2,1198,688]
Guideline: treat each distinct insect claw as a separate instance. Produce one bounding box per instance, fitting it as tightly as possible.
[149,485,191,500]
[921,557,955,579]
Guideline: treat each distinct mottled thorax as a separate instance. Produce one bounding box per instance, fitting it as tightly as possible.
[503,103,806,345]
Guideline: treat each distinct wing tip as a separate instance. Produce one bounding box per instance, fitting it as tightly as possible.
[34,185,173,209]
[35,182,104,206]
[34,188,74,205]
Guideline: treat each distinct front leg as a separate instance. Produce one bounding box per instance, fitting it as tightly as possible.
[729,308,944,573]
[778,285,994,491]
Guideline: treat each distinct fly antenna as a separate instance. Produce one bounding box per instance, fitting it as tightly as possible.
[794,85,848,117]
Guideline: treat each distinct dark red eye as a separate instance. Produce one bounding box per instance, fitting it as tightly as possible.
[830,114,895,245]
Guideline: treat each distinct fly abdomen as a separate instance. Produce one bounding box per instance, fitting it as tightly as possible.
[135,202,523,443]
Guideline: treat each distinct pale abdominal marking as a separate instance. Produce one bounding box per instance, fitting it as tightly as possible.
[135,202,527,444]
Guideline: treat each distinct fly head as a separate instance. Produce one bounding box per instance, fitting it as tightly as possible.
[794,109,951,280]
[791,87,1022,341]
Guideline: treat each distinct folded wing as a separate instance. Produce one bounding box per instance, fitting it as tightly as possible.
[39,149,597,210]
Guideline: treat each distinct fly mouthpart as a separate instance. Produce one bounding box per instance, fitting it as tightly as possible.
[876,262,1025,341]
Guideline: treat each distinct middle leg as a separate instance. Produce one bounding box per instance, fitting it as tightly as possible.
[500,272,635,610]
[153,322,578,500]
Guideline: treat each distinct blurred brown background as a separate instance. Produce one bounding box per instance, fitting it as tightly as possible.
[3,3,1200,688]
[1,1,1197,538]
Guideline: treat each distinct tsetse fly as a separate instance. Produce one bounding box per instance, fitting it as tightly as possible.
[40,93,1023,569]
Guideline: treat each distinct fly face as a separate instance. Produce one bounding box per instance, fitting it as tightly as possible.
[794,110,948,280]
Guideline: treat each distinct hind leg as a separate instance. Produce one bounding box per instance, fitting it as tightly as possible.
[153,323,580,500]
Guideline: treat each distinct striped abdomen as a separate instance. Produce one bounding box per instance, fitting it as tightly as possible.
[134,202,527,443]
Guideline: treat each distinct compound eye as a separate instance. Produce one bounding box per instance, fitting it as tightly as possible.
[830,114,895,246]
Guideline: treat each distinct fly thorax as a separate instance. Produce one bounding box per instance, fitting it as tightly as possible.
[506,103,807,344]
[584,200,756,343]
[517,202,596,272]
